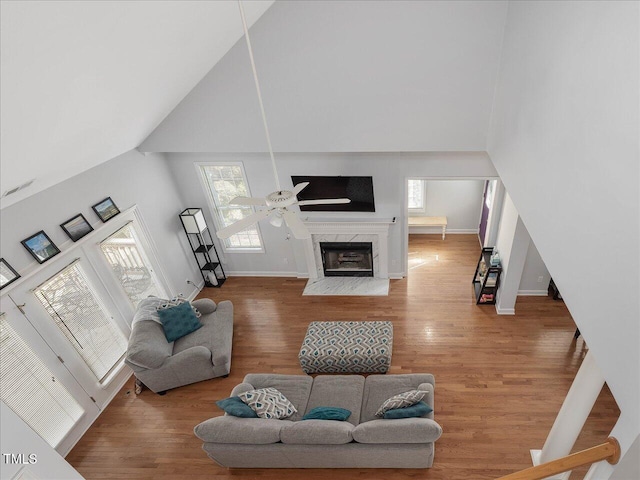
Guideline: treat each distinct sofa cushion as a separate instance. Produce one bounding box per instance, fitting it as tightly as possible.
[304,375,365,426]
[239,387,297,420]
[352,418,442,444]
[173,300,233,367]
[216,397,259,418]
[280,420,354,445]
[126,320,172,369]
[191,298,217,314]
[375,389,427,417]
[157,302,202,342]
[360,374,435,423]
[243,374,313,422]
[303,407,351,421]
[230,382,255,397]
[194,416,293,444]
[383,401,433,419]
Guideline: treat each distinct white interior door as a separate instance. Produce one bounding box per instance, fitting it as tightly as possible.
[0,305,100,456]
[7,252,131,409]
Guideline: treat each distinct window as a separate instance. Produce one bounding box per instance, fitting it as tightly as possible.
[408,179,426,211]
[0,315,84,448]
[100,223,165,307]
[199,164,263,250]
[33,262,127,382]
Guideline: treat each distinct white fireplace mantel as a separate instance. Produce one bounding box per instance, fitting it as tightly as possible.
[302,218,395,280]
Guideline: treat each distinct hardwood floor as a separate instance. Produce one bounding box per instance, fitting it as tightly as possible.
[67,234,619,479]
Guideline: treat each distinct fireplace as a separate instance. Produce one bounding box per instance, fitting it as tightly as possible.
[320,242,374,277]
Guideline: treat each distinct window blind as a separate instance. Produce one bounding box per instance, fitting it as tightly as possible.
[0,315,84,447]
[100,223,163,307]
[33,263,127,382]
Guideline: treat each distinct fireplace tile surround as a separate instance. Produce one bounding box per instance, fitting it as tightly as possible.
[301,218,394,281]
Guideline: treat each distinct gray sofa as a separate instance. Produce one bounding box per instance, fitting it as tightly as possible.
[125,298,233,393]
[194,373,442,468]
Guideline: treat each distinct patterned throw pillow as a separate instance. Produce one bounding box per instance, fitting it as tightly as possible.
[238,387,298,420]
[157,296,201,318]
[156,301,203,342]
[375,390,427,417]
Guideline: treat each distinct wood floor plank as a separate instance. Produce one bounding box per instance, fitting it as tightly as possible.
[66,235,619,479]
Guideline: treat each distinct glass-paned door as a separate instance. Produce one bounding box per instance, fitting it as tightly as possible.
[33,261,127,383]
[99,223,165,308]
[0,307,99,455]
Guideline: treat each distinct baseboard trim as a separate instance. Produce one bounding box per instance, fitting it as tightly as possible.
[518,290,548,297]
[496,305,515,315]
[389,273,405,279]
[185,281,204,301]
[226,271,299,277]
[408,227,478,234]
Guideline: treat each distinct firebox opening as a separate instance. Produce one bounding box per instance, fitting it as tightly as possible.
[320,242,374,277]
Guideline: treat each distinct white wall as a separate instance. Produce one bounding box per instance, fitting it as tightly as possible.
[0,149,197,297]
[165,152,498,277]
[518,241,550,295]
[409,180,484,233]
[0,402,83,480]
[495,193,518,274]
[494,193,531,314]
[140,1,507,153]
[488,0,639,464]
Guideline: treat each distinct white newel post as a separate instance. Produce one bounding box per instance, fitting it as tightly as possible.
[531,350,605,478]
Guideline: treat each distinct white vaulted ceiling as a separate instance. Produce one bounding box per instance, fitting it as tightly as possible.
[1,1,508,208]
[0,0,274,208]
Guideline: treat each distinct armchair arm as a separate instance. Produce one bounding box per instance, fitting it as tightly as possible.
[162,345,212,371]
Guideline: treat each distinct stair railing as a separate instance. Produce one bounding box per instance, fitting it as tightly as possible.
[497,437,620,480]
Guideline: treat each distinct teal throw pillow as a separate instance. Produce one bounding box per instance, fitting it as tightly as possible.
[157,301,202,342]
[383,401,433,419]
[216,397,259,418]
[302,406,352,421]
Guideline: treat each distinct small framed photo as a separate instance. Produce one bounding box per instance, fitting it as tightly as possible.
[60,213,94,242]
[92,197,120,222]
[0,258,21,290]
[21,231,61,264]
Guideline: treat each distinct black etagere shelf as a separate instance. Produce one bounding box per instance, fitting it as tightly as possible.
[179,208,226,288]
[472,247,502,305]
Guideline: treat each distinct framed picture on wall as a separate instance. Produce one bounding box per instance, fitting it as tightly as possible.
[60,214,94,242]
[21,231,61,264]
[92,197,120,222]
[0,258,21,290]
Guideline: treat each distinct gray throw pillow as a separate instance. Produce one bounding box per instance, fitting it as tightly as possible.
[375,390,427,417]
[238,387,297,420]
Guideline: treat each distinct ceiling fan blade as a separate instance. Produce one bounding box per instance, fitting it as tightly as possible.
[229,196,266,206]
[292,182,310,196]
[297,198,351,206]
[215,209,273,239]
[282,210,311,239]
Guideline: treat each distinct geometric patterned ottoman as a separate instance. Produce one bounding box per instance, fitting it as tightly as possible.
[298,321,393,374]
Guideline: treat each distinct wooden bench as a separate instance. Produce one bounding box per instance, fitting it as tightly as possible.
[408,216,448,240]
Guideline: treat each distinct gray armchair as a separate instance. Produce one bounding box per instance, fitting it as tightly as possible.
[125,298,233,394]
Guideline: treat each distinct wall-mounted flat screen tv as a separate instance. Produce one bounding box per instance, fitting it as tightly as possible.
[291,176,375,212]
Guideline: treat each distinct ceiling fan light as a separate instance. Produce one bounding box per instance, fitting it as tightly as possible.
[270,214,284,227]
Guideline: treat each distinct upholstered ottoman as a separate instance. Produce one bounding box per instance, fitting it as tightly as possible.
[299,321,393,374]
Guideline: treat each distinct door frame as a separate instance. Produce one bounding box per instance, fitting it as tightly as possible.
[402,176,502,277]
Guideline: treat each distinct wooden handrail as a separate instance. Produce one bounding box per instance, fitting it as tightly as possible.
[497,437,620,480]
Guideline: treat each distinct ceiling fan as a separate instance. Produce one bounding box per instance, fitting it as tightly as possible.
[215,2,350,241]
